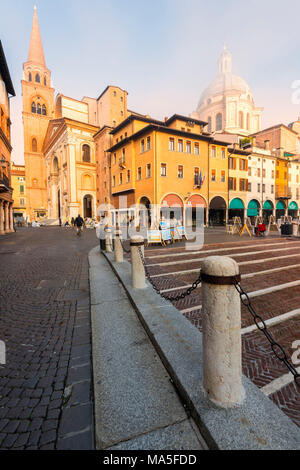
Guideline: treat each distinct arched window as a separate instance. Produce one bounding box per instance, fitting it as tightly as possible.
[37,103,41,115]
[31,102,36,113]
[239,111,244,129]
[32,138,37,152]
[82,144,91,163]
[29,72,32,82]
[44,76,47,86]
[207,116,212,133]
[216,113,222,131]
[42,104,47,116]
[32,178,38,187]
[35,73,40,83]
[246,113,250,131]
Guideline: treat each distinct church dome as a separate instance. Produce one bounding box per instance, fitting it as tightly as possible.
[196,46,252,110]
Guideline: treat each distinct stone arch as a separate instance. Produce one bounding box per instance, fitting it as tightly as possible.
[160,193,184,225]
[52,156,59,175]
[83,194,93,218]
[215,113,222,131]
[262,200,274,223]
[209,196,227,226]
[186,194,207,226]
[138,196,152,228]
[32,137,37,152]
[229,197,245,223]
[82,143,91,163]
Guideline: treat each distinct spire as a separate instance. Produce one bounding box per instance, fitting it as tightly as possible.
[27,5,46,67]
[218,44,232,75]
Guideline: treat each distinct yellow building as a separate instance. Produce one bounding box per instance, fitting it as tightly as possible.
[0,40,15,234]
[11,163,27,220]
[228,145,249,222]
[106,114,231,226]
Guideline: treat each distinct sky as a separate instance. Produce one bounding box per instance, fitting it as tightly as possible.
[2,0,300,164]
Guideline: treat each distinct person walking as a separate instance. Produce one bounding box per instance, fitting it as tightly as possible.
[71,217,75,228]
[74,214,84,236]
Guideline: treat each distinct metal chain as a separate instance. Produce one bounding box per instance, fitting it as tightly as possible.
[137,246,201,302]
[119,238,131,253]
[234,278,300,391]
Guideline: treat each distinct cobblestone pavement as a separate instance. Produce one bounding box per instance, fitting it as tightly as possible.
[0,227,97,450]
[140,234,300,428]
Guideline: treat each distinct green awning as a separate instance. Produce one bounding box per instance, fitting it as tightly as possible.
[276,201,285,210]
[263,201,273,210]
[288,201,298,210]
[248,200,259,209]
[229,198,244,209]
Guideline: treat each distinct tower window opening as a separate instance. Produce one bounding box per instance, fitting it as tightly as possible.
[44,76,46,86]
[37,103,41,115]
[35,73,40,83]
[31,102,36,113]
[29,72,32,82]
[42,104,47,116]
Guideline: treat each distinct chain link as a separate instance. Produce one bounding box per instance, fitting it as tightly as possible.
[137,246,201,302]
[234,278,300,391]
[134,244,299,391]
[119,238,131,253]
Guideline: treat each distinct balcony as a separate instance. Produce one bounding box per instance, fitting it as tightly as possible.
[275,189,292,199]
[0,170,10,193]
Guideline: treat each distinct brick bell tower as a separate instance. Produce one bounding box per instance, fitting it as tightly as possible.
[22,5,54,220]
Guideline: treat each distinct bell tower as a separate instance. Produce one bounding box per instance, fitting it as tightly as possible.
[22,5,54,220]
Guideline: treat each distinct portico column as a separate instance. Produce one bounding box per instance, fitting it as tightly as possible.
[0,201,4,235]
[4,202,10,233]
[9,203,14,232]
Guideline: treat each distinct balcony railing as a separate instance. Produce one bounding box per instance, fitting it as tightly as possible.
[275,189,292,199]
[0,169,10,193]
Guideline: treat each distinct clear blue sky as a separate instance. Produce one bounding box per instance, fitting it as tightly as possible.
[2,0,300,163]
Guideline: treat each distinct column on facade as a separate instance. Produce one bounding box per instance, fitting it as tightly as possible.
[0,201,4,235]
[68,143,79,219]
[9,203,14,232]
[51,176,58,219]
[4,201,10,233]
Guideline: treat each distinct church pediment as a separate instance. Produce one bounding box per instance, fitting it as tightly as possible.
[43,119,65,153]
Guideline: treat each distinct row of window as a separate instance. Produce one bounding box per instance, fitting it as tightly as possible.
[169,138,200,155]
[28,72,47,86]
[112,164,230,185]
[207,111,251,132]
[248,167,300,182]
[228,157,247,170]
[31,102,47,116]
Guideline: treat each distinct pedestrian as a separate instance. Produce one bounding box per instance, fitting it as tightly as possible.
[71,217,75,228]
[74,214,84,236]
[96,215,108,250]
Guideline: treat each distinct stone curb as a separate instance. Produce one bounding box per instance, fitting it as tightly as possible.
[95,247,300,450]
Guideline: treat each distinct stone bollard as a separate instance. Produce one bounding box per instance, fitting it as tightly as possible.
[105,228,112,253]
[201,256,244,408]
[130,235,145,289]
[114,230,123,263]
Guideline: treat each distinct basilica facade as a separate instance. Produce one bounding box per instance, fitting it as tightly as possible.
[23,6,128,222]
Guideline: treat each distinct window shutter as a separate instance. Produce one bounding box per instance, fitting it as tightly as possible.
[234,178,236,190]
[233,158,236,170]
